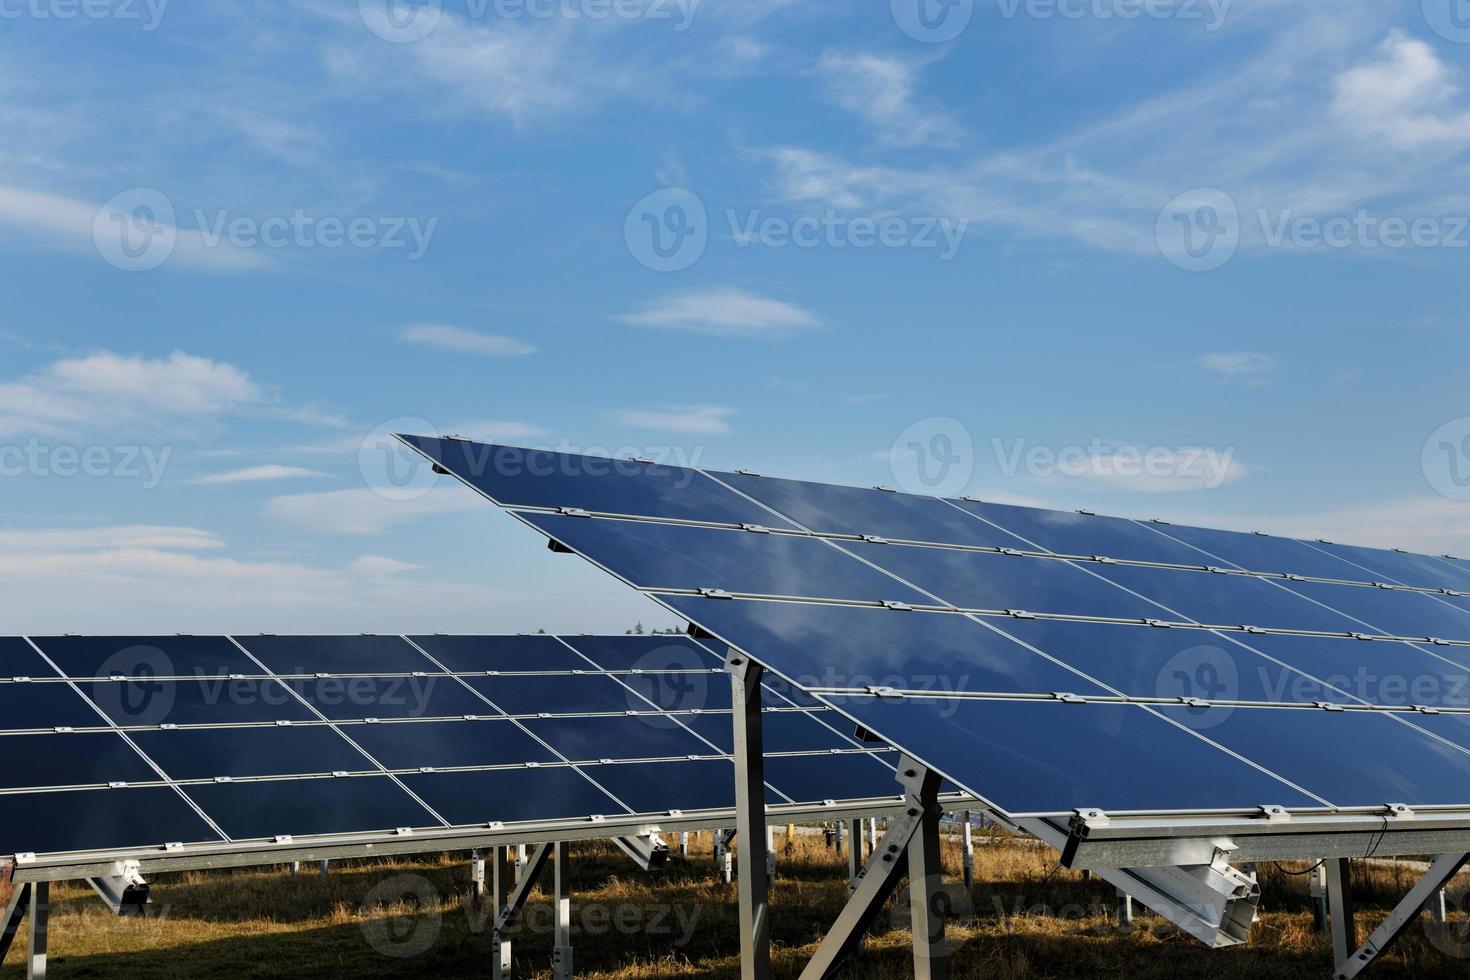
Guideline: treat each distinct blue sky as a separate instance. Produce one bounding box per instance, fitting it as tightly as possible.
[3,0,1470,633]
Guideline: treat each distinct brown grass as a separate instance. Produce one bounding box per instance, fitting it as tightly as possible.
[3,832,1468,978]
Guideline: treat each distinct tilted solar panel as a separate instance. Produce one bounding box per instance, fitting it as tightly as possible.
[0,634,909,864]
[399,435,1470,822]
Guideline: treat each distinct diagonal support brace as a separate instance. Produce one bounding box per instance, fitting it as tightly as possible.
[798,757,946,980]
[1,882,30,963]
[613,835,670,872]
[1334,853,1470,979]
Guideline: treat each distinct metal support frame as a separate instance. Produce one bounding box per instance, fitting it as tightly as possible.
[1326,858,1356,972]
[728,647,772,980]
[1115,889,1135,930]
[1311,862,1328,933]
[2,881,50,979]
[492,846,515,980]
[848,819,864,885]
[470,849,486,906]
[552,841,573,980]
[86,862,150,916]
[797,757,947,980]
[961,814,974,890]
[613,835,670,872]
[1333,853,1469,980]
[715,829,735,885]
[679,832,689,859]
[766,826,777,885]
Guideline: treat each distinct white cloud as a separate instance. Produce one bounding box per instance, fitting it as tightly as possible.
[815,51,955,147]
[400,324,537,357]
[193,465,329,486]
[617,288,819,338]
[265,487,485,536]
[348,555,422,578]
[1158,496,1470,557]
[0,526,224,553]
[606,405,736,435]
[445,420,548,443]
[1042,446,1250,493]
[1332,33,1470,150]
[0,351,269,437]
[0,184,266,273]
[1199,352,1277,378]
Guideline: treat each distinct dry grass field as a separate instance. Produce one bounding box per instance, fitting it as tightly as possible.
[4,830,1468,978]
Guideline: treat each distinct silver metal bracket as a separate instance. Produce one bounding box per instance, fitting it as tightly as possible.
[613,835,670,872]
[87,861,150,916]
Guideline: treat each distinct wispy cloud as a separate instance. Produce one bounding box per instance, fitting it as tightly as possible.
[192,465,329,486]
[400,324,537,356]
[607,405,737,435]
[264,487,484,536]
[1332,32,1470,150]
[815,51,955,147]
[617,288,819,338]
[1199,352,1278,379]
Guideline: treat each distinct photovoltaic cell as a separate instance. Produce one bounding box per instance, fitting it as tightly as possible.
[409,634,591,673]
[235,635,432,676]
[1,637,65,677]
[559,634,722,671]
[0,732,158,790]
[128,725,375,781]
[588,759,750,813]
[765,752,902,805]
[78,676,317,727]
[683,710,859,754]
[1307,540,1470,593]
[398,436,793,528]
[0,787,221,857]
[1092,564,1363,633]
[1233,633,1470,709]
[521,714,713,762]
[710,471,1028,548]
[0,681,108,732]
[819,695,1322,815]
[399,767,626,826]
[1274,582,1470,641]
[1151,524,1381,583]
[467,673,649,716]
[339,719,558,771]
[29,636,259,680]
[951,502,1214,567]
[285,676,494,720]
[183,776,442,840]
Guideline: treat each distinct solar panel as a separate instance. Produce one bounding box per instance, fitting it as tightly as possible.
[0,634,911,866]
[401,437,1470,825]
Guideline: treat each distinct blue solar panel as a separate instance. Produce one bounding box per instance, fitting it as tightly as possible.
[79,676,317,727]
[399,767,626,825]
[710,471,1028,547]
[1275,582,1470,641]
[559,634,722,671]
[1307,541,1470,593]
[466,673,647,715]
[29,636,259,679]
[1235,633,1470,709]
[183,776,442,839]
[523,513,929,605]
[684,710,859,754]
[1,637,65,677]
[821,695,1322,814]
[1093,564,1364,632]
[339,718,558,771]
[0,787,221,857]
[284,676,493,720]
[1152,524,1387,583]
[522,714,713,761]
[588,759,753,813]
[766,752,902,805]
[236,635,433,675]
[951,501,1214,567]
[0,732,158,790]
[128,726,376,781]
[399,436,794,528]
[0,680,107,732]
[409,634,591,672]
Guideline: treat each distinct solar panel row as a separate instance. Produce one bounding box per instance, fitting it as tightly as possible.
[398,437,1470,819]
[0,635,904,860]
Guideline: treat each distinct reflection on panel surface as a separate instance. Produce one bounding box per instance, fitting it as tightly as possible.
[129,725,375,781]
[184,776,442,839]
[0,787,221,857]
[409,634,589,673]
[820,695,1321,815]
[29,635,259,679]
[400,767,626,826]
[0,731,157,789]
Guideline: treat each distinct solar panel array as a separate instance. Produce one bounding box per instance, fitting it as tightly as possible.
[0,634,904,860]
[402,436,1470,819]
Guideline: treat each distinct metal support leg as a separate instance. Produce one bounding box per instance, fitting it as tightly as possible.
[847,819,863,886]
[1326,858,1356,974]
[320,860,329,878]
[766,826,777,886]
[798,757,944,980]
[493,846,515,980]
[834,819,845,854]
[290,862,300,878]
[1335,853,1469,980]
[552,842,573,980]
[470,849,486,907]
[679,832,689,859]
[728,648,772,980]
[1311,862,1328,934]
[28,882,48,980]
[868,818,879,855]
[1115,889,1135,931]
[961,815,974,891]
[1,882,30,963]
